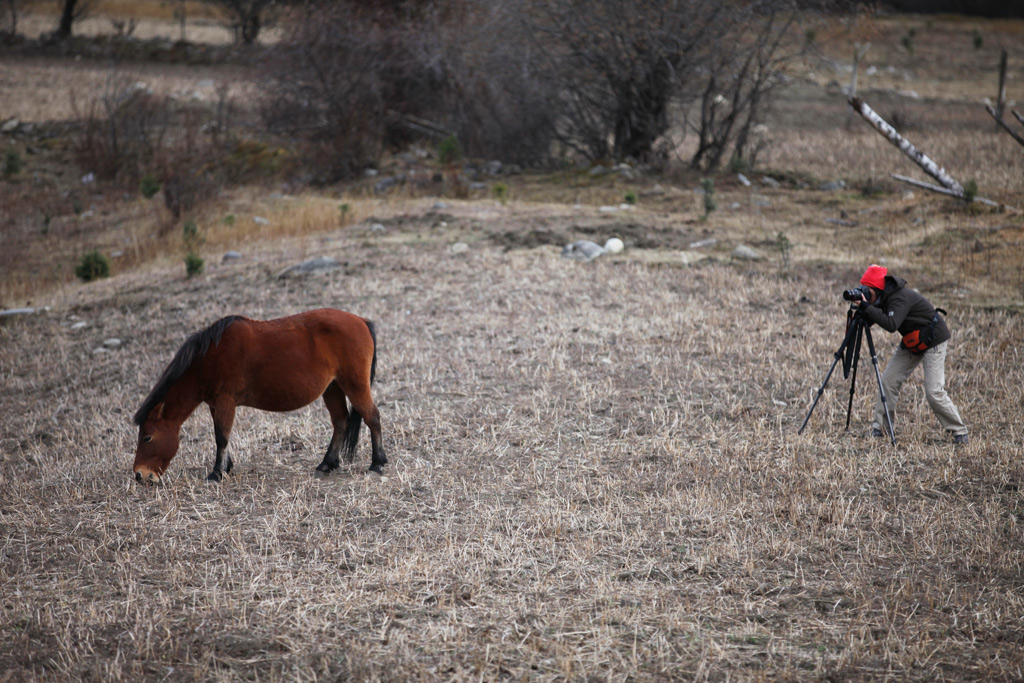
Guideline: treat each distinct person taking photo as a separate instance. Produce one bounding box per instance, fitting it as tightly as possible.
[850,264,968,445]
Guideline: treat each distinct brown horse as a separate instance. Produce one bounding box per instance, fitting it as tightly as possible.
[132,309,386,484]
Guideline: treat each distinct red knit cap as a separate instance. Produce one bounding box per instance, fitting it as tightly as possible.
[860,264,887,290]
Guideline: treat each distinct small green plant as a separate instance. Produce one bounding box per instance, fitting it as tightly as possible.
[3,149,22,177]
[963,179,978,203]
[75,250,111,282]
[437,135,463,165]
[42,212,51,235]
[727,154,750,174]
[972,30,983,50]
[339,203,351,222]
[700,178,717,220]
[140,173,161,199]
[182,219,201,246]
[901,28,915,55]
[493,183,509,204]
[804,28,816,45]
[776,231,792,269]
[72,196,84,215]
[623,189,637,205]
[223,214,235,226]
[182,219,204,277]
[184,251,204,278]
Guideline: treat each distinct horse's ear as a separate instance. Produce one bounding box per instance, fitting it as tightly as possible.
[151,402,165,421]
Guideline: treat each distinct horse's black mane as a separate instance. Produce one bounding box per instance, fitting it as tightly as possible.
[133,316,243,425]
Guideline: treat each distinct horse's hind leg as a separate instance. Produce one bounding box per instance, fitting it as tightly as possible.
[316,381,349,475]
[208,401,236,482]
[347,388,387,474]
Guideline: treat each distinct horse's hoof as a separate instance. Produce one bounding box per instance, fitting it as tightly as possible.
[367,465,383,476]
[206,470,223,483]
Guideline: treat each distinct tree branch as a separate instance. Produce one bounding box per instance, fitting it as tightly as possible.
[850,96,964,195]
[985,104,1024,148]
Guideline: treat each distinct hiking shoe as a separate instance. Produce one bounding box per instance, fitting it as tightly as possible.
[871,428,885,438]
[953,433,969,446]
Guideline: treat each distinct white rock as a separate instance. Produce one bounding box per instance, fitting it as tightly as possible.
[732,245,763,261]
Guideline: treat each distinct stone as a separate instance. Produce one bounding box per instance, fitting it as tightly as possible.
[222,251,242,262]
[277,256,341,278]
[732,245,763,261]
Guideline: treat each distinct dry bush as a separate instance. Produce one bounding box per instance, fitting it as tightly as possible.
[73,75,170,184]
[262,0,559,181]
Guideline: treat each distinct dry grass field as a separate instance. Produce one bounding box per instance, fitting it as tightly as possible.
[2,7,1024,682]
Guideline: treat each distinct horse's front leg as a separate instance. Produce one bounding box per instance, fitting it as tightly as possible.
[208,401,236,482]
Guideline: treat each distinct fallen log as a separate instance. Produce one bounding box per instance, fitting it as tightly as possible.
[850,96,965,195]
[1013,109,1024,129]
[891,174,1003,208]
[985,104,1024,148]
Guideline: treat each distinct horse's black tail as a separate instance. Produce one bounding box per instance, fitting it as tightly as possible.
[343,318,377,456]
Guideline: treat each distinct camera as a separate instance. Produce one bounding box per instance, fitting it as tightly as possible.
[842,284,872,302]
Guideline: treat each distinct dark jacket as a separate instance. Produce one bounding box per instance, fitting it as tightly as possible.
[861,275,951,346]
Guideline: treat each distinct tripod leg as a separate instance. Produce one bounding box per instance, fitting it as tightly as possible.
[798,320,861,435]
[798,354,843,434]
[863,327,896,444]
[845,321,864,430]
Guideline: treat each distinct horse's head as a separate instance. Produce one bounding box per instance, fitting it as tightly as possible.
[132,403,179,485]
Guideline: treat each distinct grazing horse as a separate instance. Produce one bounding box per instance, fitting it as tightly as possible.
[132,309,386,484]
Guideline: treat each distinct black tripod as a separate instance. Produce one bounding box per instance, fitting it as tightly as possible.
[798,308,896,443]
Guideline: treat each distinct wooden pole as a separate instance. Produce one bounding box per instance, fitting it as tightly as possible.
[850,96,965,195]
[985,104,1024,148]
[996,49,1008,127]
[845,43,870,131]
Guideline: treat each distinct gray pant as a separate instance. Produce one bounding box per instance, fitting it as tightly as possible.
[872,341,967,437]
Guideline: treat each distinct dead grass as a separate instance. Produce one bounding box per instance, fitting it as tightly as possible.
[1,213,1023,680]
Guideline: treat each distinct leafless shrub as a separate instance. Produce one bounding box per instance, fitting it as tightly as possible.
[263,0,559,181]
[72,71,270,221]
[73,76,170,184]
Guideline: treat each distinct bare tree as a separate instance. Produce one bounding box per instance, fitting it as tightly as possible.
[526,0,729,163]
[56,0,92,39]
[525,0,804,168]
[689,3,801,171]
[2,0,25,34]
[206,0,275,44]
